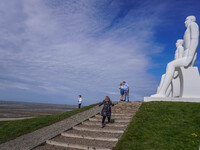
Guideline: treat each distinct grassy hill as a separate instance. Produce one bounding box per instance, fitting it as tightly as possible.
[1,101,200,149]
[113,101,200,150]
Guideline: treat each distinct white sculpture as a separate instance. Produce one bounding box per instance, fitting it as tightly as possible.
[175,39,184,59]
[151,16,199,98]
[157,39,184,97]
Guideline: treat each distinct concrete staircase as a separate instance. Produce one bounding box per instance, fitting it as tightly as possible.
[34,101,141,150]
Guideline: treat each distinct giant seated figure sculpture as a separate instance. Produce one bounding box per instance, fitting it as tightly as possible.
[151,16,200,98]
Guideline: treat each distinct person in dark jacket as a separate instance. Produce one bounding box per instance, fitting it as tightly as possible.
[99,96,114,128]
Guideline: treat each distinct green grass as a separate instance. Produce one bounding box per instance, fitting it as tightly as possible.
[0,103,98,144]
[113,101,200,150]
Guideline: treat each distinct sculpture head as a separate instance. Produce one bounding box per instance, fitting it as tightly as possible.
[185,16,196,27]
[176,39,183,47]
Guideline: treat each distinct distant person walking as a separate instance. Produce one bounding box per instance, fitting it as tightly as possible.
[99,96,114,128]
[123,81,129,102]
[78,95,82,109]
[119,83,124,101]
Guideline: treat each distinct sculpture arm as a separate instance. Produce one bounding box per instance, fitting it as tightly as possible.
[174,50,178,60]
[189,23,199,57]
[186,39,199,66]
[190,23,199,39]
[188,39,199,56]
[184,23,199,66]
[178,46,184,58]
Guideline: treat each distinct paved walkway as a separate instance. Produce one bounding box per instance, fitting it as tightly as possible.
[34,101,142,150]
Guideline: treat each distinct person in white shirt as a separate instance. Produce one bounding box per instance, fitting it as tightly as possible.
[78,95,82,109]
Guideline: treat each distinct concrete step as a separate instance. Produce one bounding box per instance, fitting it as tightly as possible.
[82,120,127,127]
[61,132,118,142]
[95,115,132,119]
[73,126,124,134]
[64,129,122,139]
[34,143,78,150]
[112,102,141,113]
[89,117,130,123]
[76,124,125,130]
[46,140,111,150]
[110,113,134,116]
[47,135,116,149]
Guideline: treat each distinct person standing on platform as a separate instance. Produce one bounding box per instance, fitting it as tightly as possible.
[123,81,129,102]
[119,83,124,101]
[78,95,82,109]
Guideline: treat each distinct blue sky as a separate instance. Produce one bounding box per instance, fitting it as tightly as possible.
[0,0,200,105]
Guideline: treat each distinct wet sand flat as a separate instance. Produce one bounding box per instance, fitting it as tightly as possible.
[0,101,77,118]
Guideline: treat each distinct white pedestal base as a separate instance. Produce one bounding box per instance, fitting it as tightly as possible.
[179,67,200,97]
[144,97,200,103]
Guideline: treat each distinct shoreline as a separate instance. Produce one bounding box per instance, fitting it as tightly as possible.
[0,100,77,118]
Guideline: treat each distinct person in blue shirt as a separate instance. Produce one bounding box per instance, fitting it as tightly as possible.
[119,83,124,101]
[123,81,129,102]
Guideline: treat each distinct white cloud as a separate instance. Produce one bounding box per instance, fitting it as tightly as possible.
[0,0,165,104]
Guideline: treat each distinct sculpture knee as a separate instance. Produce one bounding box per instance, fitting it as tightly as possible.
[167,62,174,70]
